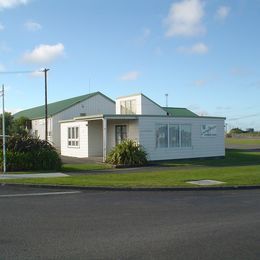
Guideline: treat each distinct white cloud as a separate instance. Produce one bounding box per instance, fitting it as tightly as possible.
[6,107,23,114]
[187,104,208,116]
[177,42,208,54]
[155,47,163,56]
[164,0,205,37]
[30,69,45,77]
[0,63,5,71]
[22,43,65,64]
[24,21,42,31]
[216,6,230,20]
[194,79,206,86]
[0,0,29,9]
[231,67,250,77]
[0,42,11,52]
[120,71,140,81]
[0,22,4,30]
[135,28,151,45]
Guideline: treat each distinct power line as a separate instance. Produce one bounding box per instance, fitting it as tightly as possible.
[228,113,260,121]
[0,70,40,74]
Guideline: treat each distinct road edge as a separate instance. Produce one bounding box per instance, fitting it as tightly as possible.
[1,182,260,191]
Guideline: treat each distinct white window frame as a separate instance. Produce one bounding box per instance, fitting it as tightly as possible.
[68,126,80,148]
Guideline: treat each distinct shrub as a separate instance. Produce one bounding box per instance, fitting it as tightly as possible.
[0,135,61,171]
[106,139,147,167]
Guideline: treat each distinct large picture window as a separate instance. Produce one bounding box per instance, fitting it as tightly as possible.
[120,99,137,114]
[68,127,79,147]
[156,123,192,148]
[156,124,168,148]
[181,124,192,147]
[115,125,127,145]
[169,124,180,147]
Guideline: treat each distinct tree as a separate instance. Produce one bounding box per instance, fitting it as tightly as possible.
[0,112,14,136]
[0,113,31,136]
[229,128,244,134]
[12,117,32,136]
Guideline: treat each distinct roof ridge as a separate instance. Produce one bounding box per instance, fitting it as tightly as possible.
[13,91,110,119]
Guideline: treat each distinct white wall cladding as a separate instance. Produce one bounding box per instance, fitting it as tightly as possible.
[51,93,114,148]
[138,116,225,161]
[60,121,88,158]
[88,120,103,156]
[31,118,52,143]
[141,95,167,115]
[107,119,139,152]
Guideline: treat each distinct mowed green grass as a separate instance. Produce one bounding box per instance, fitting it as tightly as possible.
[61,163,111,172]
[1,150,260,188]
[225,137,260,146]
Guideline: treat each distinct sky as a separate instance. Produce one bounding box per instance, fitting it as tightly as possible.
[0,0,260,131]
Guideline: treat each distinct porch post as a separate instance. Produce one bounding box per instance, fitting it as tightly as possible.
[102,118,107,162]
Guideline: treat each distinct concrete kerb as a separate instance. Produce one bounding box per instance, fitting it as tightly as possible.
[1,182,260,192]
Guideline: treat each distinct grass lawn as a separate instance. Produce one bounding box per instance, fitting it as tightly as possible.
[1,150,260,188]
[225,137,260,146]
[61,163,111,172]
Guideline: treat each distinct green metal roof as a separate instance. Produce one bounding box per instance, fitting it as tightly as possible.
[162,107,199,117]
[14,92,113,120]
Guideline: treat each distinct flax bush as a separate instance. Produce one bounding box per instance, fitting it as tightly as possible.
[106,139,147,167]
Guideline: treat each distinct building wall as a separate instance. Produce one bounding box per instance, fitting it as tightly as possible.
[60,121,88,158]
[107,119,139,152]
[31,118,52,143]
[88,120,103,156]
[140,95,167,115]
[138,116,225,161]
[32,93,115,149]
[116,94,166,115]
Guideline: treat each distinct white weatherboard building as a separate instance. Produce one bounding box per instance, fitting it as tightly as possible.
[59,93,225,161]
[14,92,115,149]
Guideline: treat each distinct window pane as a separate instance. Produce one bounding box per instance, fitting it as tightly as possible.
[156,124,168,148]
[131,99,136,114]
[72,128,75,138]
[68,128,71,138]
[115,125,127,145]
[169,125,179,147]
[181,125,191,147]
[125,100,131,114]
[120,101,126,114]
[75,127,79,138]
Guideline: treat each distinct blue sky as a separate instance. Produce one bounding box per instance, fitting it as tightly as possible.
[0,0,260,130]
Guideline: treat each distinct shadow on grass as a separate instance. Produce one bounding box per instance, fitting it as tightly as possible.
[150,149,260,168]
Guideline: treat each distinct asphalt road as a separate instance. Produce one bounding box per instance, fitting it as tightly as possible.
[0,186,260,260]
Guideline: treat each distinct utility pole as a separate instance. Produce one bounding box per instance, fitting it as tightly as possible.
[43,68,50,141]
[1,84,6,174]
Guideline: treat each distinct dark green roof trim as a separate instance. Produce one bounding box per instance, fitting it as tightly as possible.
[14,92,115,120]
[162,107,199,117]
[67,114,225,122]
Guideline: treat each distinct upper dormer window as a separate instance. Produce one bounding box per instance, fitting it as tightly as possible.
[120,99,136,114]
